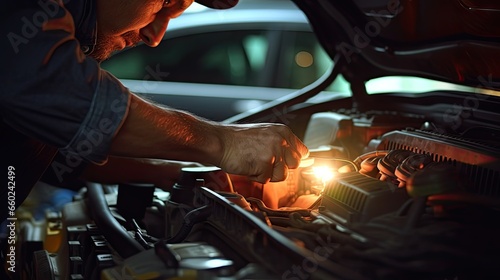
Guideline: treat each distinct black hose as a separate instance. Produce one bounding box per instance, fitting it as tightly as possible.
[86,182,145,258]
[167,205,212,244]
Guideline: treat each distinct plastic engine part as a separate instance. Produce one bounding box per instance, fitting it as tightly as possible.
[321,172,410,224]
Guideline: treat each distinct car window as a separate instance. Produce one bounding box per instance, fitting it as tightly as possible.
[101,30,272,86]
[100,28,345,91]
[275,30,334,89]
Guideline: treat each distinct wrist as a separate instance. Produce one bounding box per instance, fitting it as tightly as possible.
[202,122,228,167]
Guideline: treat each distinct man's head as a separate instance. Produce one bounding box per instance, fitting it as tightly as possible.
[92,0,238,62]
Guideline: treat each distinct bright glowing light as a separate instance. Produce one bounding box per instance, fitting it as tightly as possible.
[312,166,335,183]
[301,163,337,194]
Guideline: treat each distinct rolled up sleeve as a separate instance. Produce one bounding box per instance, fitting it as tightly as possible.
[59,70,131,164]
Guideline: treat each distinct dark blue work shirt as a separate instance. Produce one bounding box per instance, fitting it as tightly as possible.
[0,0,133,222]
[0,0,131,165]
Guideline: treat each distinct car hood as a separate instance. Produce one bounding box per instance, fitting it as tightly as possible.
[291,0,500,91]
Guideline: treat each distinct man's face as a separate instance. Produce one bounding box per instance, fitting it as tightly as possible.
[92,0,194,61]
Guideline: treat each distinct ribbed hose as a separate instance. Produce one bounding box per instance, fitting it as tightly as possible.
[86,182,145,258]
[353,150,390,166]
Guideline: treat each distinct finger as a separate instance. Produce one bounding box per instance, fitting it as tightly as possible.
[281,135,309,169]
[292,137,309,159]
[270,159,289,182]
[284,148,302,169]
[300,143,310,159]
[248,162,273,184]
[249,174,271,184]
[277,128,309,160]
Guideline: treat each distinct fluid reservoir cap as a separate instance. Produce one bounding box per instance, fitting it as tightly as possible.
[176,166,229,190]
[171,166,233,205]
[181,166,222,172]
[177,166,222,187]
[181,258,233,270]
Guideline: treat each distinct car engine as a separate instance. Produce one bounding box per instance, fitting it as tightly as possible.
[7,109,500,280]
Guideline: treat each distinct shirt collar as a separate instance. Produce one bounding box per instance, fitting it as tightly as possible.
[65,0,98,55]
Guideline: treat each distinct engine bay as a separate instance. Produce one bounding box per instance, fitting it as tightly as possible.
[8,109,500,280]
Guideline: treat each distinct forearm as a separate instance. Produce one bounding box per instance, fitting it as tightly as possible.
[110,94,224,166]
[109,93,309,183]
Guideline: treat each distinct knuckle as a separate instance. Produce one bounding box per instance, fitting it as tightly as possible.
[287,161,300,169]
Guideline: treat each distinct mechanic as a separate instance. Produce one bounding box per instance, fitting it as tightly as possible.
[0,0,309,222]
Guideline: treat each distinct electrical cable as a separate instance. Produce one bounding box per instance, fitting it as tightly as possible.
[130,219,159,248]
[333,158,359,172]
[167,205,212,244]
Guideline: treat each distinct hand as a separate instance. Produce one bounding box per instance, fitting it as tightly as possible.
[217,123,309,183]
[110,95,307,183]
